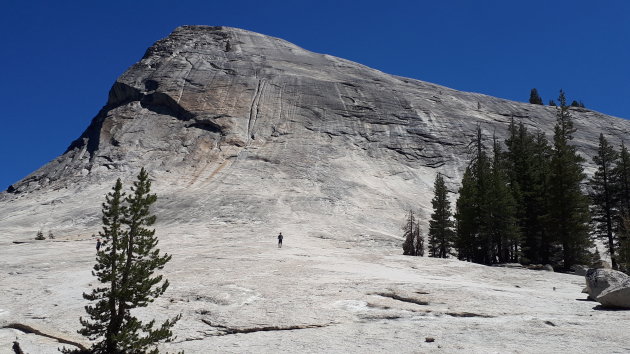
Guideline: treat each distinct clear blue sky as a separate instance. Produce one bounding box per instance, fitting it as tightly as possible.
[1,0,629,189]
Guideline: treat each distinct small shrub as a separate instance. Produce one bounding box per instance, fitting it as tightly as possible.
[35,230,45,240]
[48,230,55,239]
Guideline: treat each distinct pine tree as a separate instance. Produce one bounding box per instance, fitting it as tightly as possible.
[618,216,630,273]
[428,173,455,258]
[548,100,556,106]
[548,90,591,270]
[590,133,619,269]
[402,210,417,256]
[488,136,521,263]
[78,169,180,353]
[455,167,478,262]
[414,222,425,257]
[613,142,630,218]
[529,88,543,105]
[35,230,45,240]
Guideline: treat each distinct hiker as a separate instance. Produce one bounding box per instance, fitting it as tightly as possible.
[96,238,101,251]
[278,232,283,248]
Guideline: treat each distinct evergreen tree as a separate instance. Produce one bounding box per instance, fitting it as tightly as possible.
[402,210,417,256]
[548,90,591,269]
[529,88,544,105]
[455,167,478,262]
[548,100,556,106]
[488,136,521,263]
[618,216,630,273]
[454,126,494,264]
[78,169,180,354]
[428,173,455,258]
[613,142,630,218]
[590,134,619,269]
[35,230,45,240]
[414,222,425,257]
[530,131,554,263]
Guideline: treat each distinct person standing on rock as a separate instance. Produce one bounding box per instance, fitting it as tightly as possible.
[96,238,101,251]
[278,232,283,248]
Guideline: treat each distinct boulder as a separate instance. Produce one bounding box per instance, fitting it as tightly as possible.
[585,268,629,299]
[542,264,554,272]
[572,265,589,276]
[596,279,630,309]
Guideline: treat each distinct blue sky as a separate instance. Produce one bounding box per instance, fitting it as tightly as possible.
[1,0,629,189]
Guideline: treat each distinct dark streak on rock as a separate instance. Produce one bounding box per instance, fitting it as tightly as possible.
[373,292,429,306]
[445,312,495,318]
[201,319,331,336]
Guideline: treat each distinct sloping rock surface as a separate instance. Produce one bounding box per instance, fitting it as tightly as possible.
[2,25,630,240]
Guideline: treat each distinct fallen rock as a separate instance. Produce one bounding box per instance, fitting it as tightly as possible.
[585,268,629,299]
[596,280,630,309]
[542,264,554,272]
[572,265,589,276]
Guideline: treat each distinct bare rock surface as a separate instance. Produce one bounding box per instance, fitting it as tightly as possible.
[2,225,630,353]
[1,26,630,352]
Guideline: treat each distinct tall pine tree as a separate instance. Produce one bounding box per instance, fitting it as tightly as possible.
[428,173,455,258]
[548,90,591,269]
[78,169,180,354]
[488,136,521,263]
[613,142,630,218]
[590,134,619,269]
[504,119,552,264]
[455,167,478,262]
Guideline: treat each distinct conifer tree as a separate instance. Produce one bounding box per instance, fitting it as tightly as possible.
[489,136,521,262]
[613,143,630,218]
[548,100,556,106]
[414,222,425,257]
[504,119,552,264]
[428,173,455,258]
[590,134,619,269]
[529,88,543,105]
[402,210,417,256]
[455,167,478,262]
[618,216,630,273]
[78,169,180,354]
[548,90,591,269]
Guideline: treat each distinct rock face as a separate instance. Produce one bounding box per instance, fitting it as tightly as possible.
[2,25,630,240]
[585,268,629,300]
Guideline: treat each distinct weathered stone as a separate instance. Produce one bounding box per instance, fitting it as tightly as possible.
[596,280,630,309]
[585,268,630,299]
[542,264,554,272]
[572,265,589,276]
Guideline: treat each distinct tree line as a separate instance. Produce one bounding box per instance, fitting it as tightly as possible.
[403,90,630,273]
